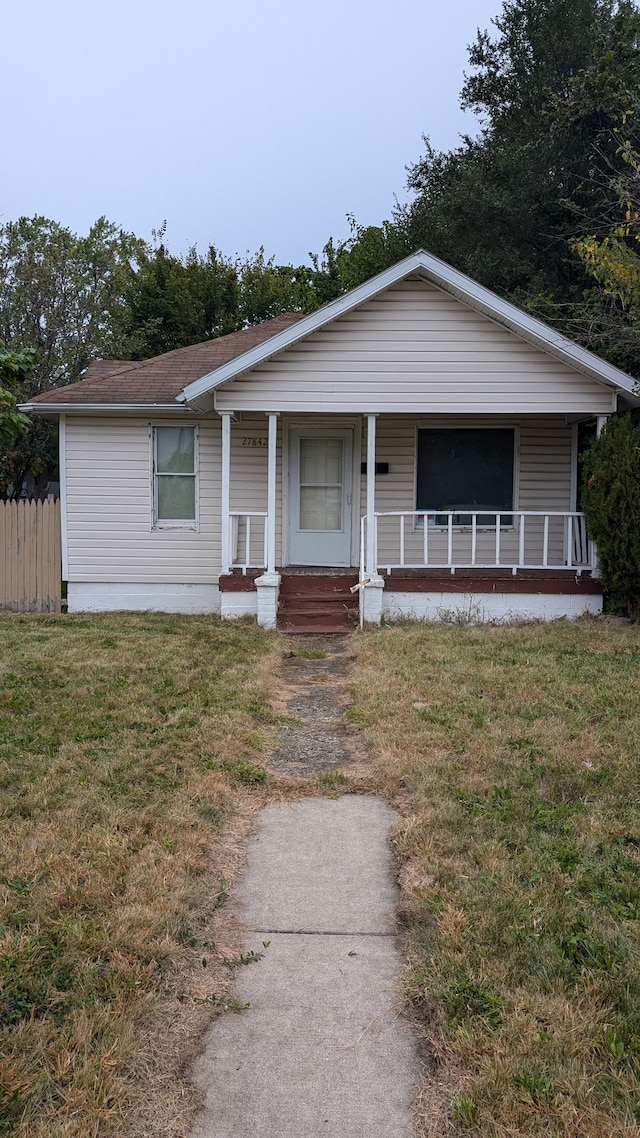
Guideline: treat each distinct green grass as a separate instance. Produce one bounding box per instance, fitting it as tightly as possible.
[4,611,640,1138]
[352,617,640,1138]
[0,612,279,1137]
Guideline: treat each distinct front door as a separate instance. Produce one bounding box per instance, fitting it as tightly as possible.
[288,430,353,566]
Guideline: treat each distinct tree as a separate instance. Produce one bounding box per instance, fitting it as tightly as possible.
[0,216,145,395]
[0,216,145,494]
[236,249,316,326]
[0,343,42,499]
[117,232,242,358]
[398,0,640,307]
[581,413,640,617]
[0,343,32,447]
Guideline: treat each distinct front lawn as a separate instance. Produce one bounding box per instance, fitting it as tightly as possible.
[3,612,639,1137]
[351,617,640,1137]
[0,613,279,1137]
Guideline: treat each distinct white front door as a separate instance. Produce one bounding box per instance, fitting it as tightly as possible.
[288,430,353,566]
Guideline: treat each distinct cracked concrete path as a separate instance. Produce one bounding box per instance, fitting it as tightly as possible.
[189,796,420,1138]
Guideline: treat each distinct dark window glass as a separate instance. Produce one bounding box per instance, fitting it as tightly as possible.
[417,428,514,525]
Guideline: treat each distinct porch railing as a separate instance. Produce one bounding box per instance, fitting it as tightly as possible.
[362,511,595,574]
[229,512,268,572]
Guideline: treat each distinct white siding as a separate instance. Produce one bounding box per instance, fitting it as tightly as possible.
[66,416,220,583]
[65,411,578,581]
[229,413,278,568]
[216,278,615,415]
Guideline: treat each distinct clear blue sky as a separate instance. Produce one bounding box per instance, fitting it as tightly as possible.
[4,0,500,265]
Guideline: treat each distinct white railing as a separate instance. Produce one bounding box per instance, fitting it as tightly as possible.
[363,511,595,574]
[229,512,268,572]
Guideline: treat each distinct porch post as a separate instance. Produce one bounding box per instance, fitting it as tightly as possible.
[366,414,377,576]
[266,412,278,574]
[361,413,385,625]
[255,412,281,629]
[590,415,609,579]
[220,411,232,574]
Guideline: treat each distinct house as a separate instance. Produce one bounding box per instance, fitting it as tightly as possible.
[21,250,640,630]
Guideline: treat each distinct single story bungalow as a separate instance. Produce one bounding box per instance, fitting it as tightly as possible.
[22,251,640,630]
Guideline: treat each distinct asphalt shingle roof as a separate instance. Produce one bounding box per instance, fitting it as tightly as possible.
[27,314,304,406]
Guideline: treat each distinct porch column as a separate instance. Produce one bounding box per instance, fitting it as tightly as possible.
[255,412,280,629]
[366,414,377,576]
[220,411,232,574]
[361,413,385,625]
[596,414,609,437]
[266,412,278,574]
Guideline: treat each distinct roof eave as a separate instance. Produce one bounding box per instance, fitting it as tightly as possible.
[19,402,194,415]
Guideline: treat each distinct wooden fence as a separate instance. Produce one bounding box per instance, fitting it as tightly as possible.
[0,498,62,613]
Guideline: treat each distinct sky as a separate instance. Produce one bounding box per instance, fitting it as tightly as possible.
[3,0,501,267]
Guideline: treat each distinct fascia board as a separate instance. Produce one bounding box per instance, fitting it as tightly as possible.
[180,248,639,403]
[19,402,194,414]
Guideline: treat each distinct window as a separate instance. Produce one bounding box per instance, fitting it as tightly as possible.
[416,428,515,525]
[153,426,197,525]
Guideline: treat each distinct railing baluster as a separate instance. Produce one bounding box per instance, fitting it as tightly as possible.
[360,510,588,573]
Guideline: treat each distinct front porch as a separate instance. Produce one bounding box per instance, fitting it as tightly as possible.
[216,412,603,628]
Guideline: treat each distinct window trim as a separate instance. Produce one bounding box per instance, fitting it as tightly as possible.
[150,424,199,530]
[413,424,519,529]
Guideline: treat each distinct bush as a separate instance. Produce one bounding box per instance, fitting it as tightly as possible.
[581,413,640,619]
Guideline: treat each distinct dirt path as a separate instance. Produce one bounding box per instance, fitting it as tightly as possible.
[267,636,369,778]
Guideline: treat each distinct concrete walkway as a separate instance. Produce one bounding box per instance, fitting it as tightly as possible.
[190,796,420,1138]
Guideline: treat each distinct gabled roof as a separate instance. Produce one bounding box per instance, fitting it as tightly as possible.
[21,314,304,412]
[20,251,639,415]
[179,250,639,407]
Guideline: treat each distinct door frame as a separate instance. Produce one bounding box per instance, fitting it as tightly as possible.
[283,419,362,567]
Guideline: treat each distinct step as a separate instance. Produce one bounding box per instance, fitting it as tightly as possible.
[279,578,359,597]
[280,605,356,621]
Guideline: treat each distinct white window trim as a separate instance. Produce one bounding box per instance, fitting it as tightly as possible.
[150,423,199,530]
[413,424,520,530]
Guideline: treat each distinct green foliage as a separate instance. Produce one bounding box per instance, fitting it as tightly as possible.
[398,0,640,319]
[0,343,32,450]
[0,216,144,493]
[581,413,640,617]
[0,215,145,392]
[117,231,241,358]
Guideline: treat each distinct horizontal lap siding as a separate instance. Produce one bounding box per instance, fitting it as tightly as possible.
[66,417,220,583]
[216,278,614,414]
[229,413,280,565]
[364,415,573,567]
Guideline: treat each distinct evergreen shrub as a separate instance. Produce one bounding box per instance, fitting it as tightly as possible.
[581,413,640,619]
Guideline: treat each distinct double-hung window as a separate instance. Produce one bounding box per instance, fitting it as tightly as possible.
[416,428,515,525]
[153,426,197,526]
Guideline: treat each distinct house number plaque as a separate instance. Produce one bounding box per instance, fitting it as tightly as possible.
[241,436,268,447]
